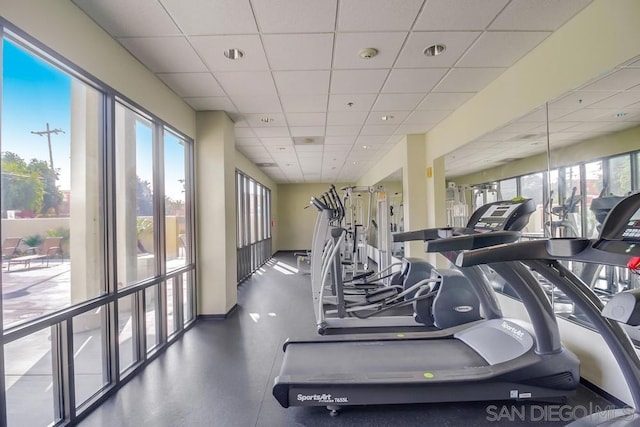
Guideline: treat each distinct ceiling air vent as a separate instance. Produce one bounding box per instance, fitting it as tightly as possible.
[256,162,277,167]
[293,136,324,145]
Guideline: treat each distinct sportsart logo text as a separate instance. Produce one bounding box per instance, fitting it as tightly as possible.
[501,321,525,340]
[297,393,348,403]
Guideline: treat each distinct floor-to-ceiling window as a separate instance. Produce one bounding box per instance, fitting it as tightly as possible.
[236,171,272,282]
[1,24,196,426]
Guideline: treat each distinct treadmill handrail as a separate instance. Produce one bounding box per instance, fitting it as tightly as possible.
[424,230,520,253]
[456,238,631,269]
[393,227,468,242]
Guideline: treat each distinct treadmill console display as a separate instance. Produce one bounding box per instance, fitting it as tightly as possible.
[622,208,640,239]
[473,204,520,232]
[593,193,640,256]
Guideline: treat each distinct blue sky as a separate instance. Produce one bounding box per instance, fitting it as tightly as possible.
[2,38,185,201]
[2,38,72,189]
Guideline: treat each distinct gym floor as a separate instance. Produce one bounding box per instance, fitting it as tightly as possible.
[78,252,618,427]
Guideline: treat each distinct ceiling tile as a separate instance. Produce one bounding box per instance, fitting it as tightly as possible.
[333,32,407,69]
[160,0,257,35]
[338,0,424,31]
[582,69,640,91]
[157,73,225,97]
[296,145,324,152]
[433,68,505,92]
[360,125,398,136]
[253,127,291,137]
[416,92,475,110]
[184,96,236,111]
[290,127,325,137]
[230,95,282,114]
[331,69,390,94]
[118,37,207,72]
[328,94,378,111]
[73,0,181,37]
[552,108,620,122]
[586,91,640,109]
[414,0,509,30]
[382,68,448,93]
[215,71,277,96]
[285,113,327,127]
[404,109,452,124]
[549,90,617,111]
[356,135,392,145]
[490,0,594,31]
[273,71,331,94]
[280,95,328,112]
[252,0,337,33]
[324,136,356,145]
[372,93,424,111]
[325,126,362,136]
[263,34,333,70]
[241,113,287,127]
[457,31,550,67]
[396,31,481,68]
[190,35,268,71]
[260,137,294,147]
[365,111,410,125]
[327,111,369,126]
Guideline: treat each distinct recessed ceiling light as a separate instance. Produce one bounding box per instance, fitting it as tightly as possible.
[362,145,368,149]
[423,44,446,57]
[260,117,274,123]
[224,48,244,60]
[380,115,394,121]
[353,161,358,165]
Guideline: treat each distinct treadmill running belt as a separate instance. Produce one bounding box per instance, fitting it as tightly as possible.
[281,339,488,376]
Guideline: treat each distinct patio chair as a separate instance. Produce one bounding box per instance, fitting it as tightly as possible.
[2,237,23,260]
[6,236,62,271]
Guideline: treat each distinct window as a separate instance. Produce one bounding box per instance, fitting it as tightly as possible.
[235,171,272,282]
[164,130,188,271]
[1,37,105,329]
[1,26,196,426]
[499,178,517,200]
[115,104,156,286]
[606,154,632,196]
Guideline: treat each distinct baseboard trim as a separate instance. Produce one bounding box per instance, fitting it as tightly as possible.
[198,304,238,320]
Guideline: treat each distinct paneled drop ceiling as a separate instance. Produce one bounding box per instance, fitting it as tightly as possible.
[446,56,640,178]
[72,0,600,183]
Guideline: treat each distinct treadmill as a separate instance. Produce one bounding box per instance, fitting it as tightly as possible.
[315,198,536,334]
[273,205,580,413]
[456,192,640,426]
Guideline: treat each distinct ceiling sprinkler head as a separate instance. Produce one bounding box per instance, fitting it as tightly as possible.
[359,48,378,59]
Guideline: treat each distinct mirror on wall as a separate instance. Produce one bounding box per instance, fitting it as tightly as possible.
[367,169,404,259]
[443,54,640,331]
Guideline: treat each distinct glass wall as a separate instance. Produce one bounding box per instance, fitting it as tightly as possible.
[236,171,272,282]
[1,25,196,426]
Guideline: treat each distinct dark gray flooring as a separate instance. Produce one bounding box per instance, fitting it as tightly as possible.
[78,252,618,427]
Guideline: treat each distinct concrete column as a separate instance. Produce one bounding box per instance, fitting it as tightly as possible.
[402,134,428,258]
[69,81,102,303]
[195,111,237,315]
[114,106,139,286]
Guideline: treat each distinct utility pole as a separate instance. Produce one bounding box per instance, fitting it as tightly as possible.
[31,122,65,172]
